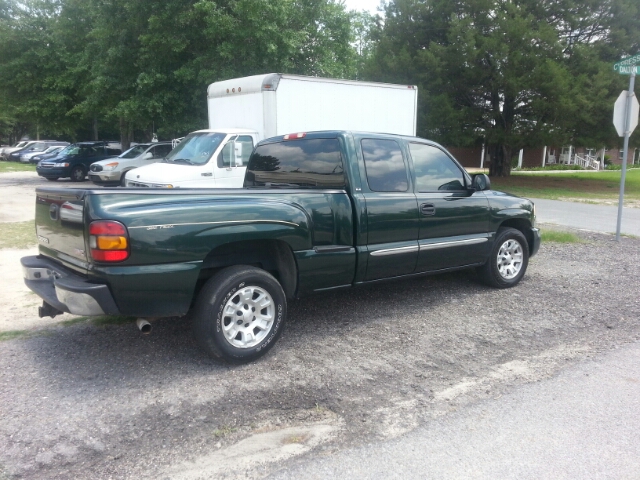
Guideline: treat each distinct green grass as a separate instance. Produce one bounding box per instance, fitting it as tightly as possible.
[541,230,583,243]
[0,330,31,341]
[0,161,36,173]
[491,169,640,202]
[0,221,37,249]
[213,425,238,438]
[520,165,588,171]
[62,315,137,327]
[0,315,137,342]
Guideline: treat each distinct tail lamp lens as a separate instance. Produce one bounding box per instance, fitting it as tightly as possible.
[89,220,129,262]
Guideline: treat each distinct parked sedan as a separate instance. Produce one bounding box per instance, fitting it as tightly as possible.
[8,141,68,162]
[30,149,65,165]
[0,141,29,160]
[21,145,65,163]
[89,142,173,186]
[36,142,121,181]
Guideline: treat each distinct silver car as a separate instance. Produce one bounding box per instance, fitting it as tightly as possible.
[88,142,173,186]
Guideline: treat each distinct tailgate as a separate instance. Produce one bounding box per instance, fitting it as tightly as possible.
[35,189,88,269]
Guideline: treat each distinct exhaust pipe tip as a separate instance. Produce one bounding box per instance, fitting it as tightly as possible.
[136,318,152,334]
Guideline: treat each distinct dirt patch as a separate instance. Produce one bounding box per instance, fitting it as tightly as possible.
[0,171,85,223]
[0,248,79,333]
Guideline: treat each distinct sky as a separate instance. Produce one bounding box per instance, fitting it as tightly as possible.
[342,0,383,15]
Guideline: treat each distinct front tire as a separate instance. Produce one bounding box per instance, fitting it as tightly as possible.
[70,166,85,182]
[477,227,529,288]
[192,265,287,362]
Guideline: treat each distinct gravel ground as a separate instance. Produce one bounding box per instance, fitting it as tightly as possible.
[1,222,639,479]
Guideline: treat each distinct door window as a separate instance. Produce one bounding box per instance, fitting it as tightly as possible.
[361,139,408,192]
[218,136,254,168]
[409,143,466,192]
[80,146,99,157]
[150,144,172,159]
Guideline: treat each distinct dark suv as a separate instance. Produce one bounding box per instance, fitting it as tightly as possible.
[36,142,121,182]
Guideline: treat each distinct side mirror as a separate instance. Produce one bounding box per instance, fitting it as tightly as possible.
[234,142,243,166]
[143,152,153,160]
[471,173,491,191]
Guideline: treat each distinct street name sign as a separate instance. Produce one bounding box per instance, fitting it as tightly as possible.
[613,54,638,241]
[614,54,640,74]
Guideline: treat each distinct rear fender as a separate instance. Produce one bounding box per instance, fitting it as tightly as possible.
[89,194,313,264]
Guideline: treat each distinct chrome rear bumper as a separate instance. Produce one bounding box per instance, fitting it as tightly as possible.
[21,256,120,317]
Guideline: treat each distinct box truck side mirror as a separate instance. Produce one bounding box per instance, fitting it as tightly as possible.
[234,142,242,166]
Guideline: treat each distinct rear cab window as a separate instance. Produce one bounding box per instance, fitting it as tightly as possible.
[244,137,346,189]
[361,138,409,192]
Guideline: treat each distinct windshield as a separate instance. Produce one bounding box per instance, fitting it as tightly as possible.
[164,132,226,166]
[57,145,81,156]
[119,144,151,159]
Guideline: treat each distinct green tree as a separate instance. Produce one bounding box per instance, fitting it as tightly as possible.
[367,0,639,176]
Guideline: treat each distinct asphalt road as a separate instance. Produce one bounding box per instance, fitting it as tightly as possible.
[269,341,640,479]
[532,198,640,236]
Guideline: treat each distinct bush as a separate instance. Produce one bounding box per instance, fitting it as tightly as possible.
[520,165,585,171]
[605,163,640,170]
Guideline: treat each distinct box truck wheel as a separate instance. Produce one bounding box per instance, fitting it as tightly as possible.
[192,265,286,362]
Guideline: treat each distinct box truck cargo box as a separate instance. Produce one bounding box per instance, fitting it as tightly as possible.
[126,74,417,188]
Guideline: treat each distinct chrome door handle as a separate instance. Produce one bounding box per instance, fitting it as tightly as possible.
[420,203,436,216]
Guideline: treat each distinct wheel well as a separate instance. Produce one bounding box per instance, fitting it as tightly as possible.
[196,240,297,300]
[499,218,533,252]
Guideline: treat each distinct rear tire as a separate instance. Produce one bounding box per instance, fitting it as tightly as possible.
[192,265,286,362]
[70,166,85,182]
[477,227,529,288]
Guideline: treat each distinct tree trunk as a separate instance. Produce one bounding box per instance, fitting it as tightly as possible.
[119,118,132,151]
[93,115,98,141]
[489,144,513,177]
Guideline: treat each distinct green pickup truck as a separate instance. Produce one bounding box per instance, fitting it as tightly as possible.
[22,131,540,362]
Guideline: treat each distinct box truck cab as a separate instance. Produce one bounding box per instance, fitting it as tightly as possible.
[126,73,417,188]
[125,129,257,188]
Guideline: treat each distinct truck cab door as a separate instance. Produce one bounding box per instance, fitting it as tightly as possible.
[212,134,256,188]
[357,137,420,281]
[408,143,491,272]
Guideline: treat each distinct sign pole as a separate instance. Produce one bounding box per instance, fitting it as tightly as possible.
[616,71,635,241]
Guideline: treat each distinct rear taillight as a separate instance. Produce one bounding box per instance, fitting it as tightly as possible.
[89,220,129,262]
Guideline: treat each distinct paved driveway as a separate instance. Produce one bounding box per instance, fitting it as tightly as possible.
[532,198,640,236]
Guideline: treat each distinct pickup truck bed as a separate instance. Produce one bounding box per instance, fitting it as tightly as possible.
[23,131,539,362]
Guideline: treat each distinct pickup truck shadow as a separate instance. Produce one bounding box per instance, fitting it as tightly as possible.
[21,269,488,392]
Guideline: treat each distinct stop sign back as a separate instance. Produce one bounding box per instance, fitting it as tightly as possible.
[613,90,639,137]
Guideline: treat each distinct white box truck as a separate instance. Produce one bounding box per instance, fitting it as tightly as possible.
[126,73,417,188]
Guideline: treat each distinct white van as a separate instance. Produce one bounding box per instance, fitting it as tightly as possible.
[127,73,418,188]
[126,129,256,188]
